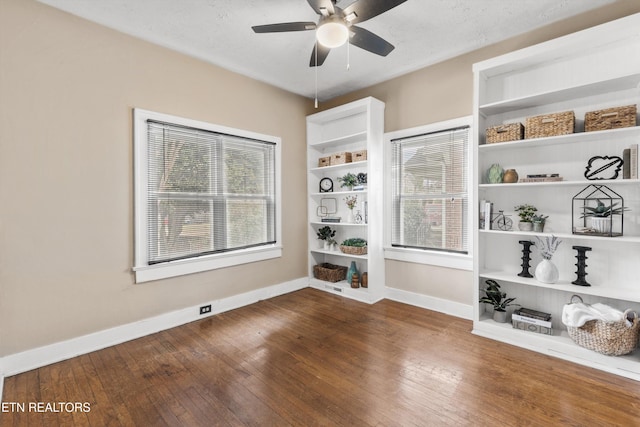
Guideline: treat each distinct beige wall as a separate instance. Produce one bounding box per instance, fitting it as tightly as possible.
[322,0,640,306]
[0,0,309,356]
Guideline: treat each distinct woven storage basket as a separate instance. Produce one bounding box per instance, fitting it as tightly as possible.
[585,105,637,132]
[330,152,352,165]
[565,296,640,356]
[313,263,347,282]
[318,156,331,167]
[352,150,367,162]
[525,111,575,139]
[339,245,367,256]
[486,123,524,144]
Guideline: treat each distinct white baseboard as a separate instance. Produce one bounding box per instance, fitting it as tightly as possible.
[0,277,308,380]
[384,286,473,320]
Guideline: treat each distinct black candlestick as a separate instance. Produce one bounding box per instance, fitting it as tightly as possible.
[518,240,534,278]
[572,245,592,287]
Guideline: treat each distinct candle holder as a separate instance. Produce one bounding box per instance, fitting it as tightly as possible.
[572,246,592,286]
[518,240,534,278]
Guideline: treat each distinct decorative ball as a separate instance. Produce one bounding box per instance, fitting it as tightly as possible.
[487,164,504,184]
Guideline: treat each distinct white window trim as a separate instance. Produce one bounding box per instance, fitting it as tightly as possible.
[133,108,282,283]
[383,116,473,271]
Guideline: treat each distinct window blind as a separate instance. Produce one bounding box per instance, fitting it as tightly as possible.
[391,126,469,253]
[147,120,276,264]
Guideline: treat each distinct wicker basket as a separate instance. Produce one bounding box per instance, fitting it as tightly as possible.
[318,156,331,167]
[330,152,352,165]
[525,111,575,139]
[585,105,637,132]
[565,296,640,356]
[486,123,524,144]
[313,263,347,282]
[339,245,367,255]
[352,150,367,162]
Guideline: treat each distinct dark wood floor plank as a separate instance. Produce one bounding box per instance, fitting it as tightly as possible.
[2,288,640,426]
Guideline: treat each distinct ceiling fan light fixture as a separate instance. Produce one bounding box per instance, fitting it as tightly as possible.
[316,19,349,48]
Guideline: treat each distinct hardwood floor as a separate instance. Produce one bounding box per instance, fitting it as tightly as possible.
[2,288,639,426]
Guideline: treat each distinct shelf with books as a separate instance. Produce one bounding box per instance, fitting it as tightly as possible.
[307,97,385,304]
[479,270,640,303]
[473,14,640,381]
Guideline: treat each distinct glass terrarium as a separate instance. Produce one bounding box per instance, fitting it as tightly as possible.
[572,184,624,237]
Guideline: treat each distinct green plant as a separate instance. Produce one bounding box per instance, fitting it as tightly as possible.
[532,214,548,223]
[514,204,537,222]
[316,226,336,242]
[536,235,561,260]
[338,173,358,188]
[580,199,627,218]
[341,237,367,247]
[479,279,519,312]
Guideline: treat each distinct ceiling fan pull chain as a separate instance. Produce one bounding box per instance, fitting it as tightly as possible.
[314,40,319,109]
[347,38,350,70]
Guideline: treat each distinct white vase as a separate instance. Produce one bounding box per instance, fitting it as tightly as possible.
[518,221,533,231]
[590,216,611,234]
[347,210,355,223]
[535,258,559,284]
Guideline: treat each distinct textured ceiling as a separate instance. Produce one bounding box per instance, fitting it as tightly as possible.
[37,0,614,101]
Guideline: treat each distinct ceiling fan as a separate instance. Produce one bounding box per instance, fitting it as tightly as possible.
[252,0,407,67]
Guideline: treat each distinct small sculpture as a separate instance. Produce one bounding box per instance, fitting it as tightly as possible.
[518,240,534,278]
[572,246,592,287]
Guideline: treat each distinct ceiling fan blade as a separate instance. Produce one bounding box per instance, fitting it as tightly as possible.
[343,0,407,24]
[306,0,335,16]
[310,43,331,67]
[349,25,395,56]
[252,22,316,33]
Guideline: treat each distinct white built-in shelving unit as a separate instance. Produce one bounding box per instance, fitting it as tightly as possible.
[473,13,640,380]
[306,97,385,303]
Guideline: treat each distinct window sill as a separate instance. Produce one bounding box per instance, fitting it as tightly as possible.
[384,246,472,271]
[133,245,282,283]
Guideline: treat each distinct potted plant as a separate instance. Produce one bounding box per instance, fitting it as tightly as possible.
[532,214,549,232]
[514,204,537,231]
[580,199,626,234]
[316,226,336,250]
[340,237,367,256]
[338,172,358,190]
[479,279,519,323]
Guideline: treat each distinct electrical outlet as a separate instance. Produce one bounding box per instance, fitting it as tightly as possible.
[200,304,212,315]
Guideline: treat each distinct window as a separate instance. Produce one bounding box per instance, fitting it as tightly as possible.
[385,117,472,269]
[133,109,281,282]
